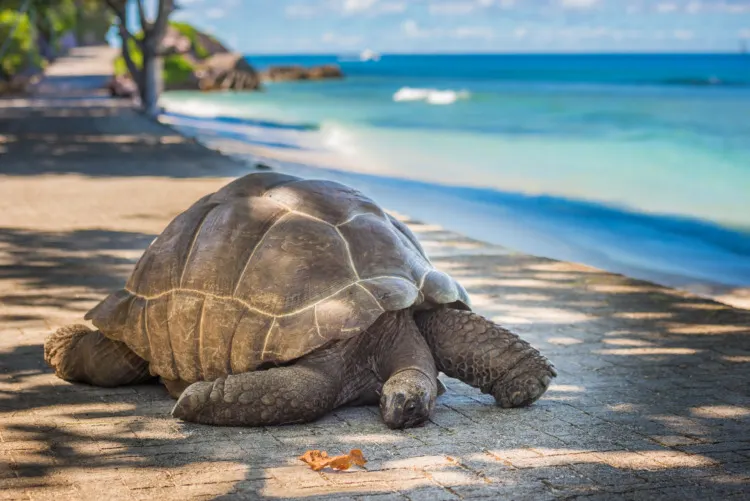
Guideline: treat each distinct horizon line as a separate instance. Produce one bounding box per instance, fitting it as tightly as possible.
[242,50,749,57]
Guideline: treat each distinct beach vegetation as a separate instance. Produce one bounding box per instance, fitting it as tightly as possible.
[113,29,196,88]
[0,10,42,81]
[0,0,112,86]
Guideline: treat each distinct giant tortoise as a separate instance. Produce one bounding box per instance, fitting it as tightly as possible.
[44,173,555,429]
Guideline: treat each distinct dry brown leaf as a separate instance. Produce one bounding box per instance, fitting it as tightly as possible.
[299,449,367,471]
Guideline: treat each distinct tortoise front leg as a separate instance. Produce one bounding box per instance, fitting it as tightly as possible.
[171,361,342,426]
[415,309,556,408]
[374,310,439,429]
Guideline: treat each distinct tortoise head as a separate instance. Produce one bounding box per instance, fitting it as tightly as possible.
[379,369,436,429]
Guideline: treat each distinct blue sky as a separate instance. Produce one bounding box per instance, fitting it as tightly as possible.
[169,0,750,54]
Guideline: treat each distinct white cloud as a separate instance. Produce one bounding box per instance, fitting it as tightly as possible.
[286,0,404,18]
[514,27,527,38]
[206,8,225,18]
[741,29,750,39]
[341,0,406,15]
[402,19,428,37]
[343,0,379,12]
[673,29,693,39]
[560,0,600,10]
[429,2,478,15]
[656,3,678,13]
[429,0,503,15]
[401,19,494,40]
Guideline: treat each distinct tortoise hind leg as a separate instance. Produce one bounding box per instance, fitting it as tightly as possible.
[44,325,152,387]
[172,361,343,426]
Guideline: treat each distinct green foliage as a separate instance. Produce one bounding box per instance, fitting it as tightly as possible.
[163,53,194,85]
[114,34,195,87]
[74,0,114,45]
[169,21,209,59]
[113,21,219,86]
[114,36,143,76]
[0,10,42,80]
[37,0,77,40]
[0,0,112,82]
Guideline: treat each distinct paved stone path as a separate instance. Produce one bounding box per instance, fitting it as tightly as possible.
[1,47,749,501]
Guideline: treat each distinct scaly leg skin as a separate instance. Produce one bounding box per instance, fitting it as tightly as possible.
[44,324,152,387]
[415,309,556,408]
[171,361,342,426]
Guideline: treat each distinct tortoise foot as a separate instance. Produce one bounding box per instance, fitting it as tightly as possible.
[491,357,557,408]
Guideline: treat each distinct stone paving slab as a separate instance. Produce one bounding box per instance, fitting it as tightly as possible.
[1,48,749,501]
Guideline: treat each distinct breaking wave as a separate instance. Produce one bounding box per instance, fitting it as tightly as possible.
[393,87,470,105]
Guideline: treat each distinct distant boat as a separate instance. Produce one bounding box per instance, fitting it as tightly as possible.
[359,49,380,62]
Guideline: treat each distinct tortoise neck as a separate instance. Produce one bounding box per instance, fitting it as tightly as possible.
[367,310,437,382]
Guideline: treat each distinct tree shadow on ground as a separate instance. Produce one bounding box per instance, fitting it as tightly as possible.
[0,102,243,178]
[0,184,749,500]
[0,225,748,499]
[0,227,155,318]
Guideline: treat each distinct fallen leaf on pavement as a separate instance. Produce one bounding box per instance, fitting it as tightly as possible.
[299,449,367,471]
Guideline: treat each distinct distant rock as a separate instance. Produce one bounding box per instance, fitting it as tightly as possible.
[261,64,344,82]
[107,75,138,98]
[162,23,230,62]
[196,53,261,91]
[114,22,261,93]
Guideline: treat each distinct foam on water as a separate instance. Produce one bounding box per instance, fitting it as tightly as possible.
[393,87,470,105]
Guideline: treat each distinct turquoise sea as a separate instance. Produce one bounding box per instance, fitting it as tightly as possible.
[160,54,750,300]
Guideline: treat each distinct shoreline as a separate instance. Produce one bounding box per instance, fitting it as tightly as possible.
[160,112,750,311]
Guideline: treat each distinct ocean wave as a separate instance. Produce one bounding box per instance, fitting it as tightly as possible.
[164,110,318,131]
[319,122,359,155]
[393,87,470,105]
[160,99,319,132]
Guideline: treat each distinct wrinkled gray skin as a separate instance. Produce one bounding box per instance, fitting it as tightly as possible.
[44,173,555,429]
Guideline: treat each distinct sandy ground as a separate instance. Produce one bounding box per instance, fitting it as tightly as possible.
[0,47,748,500]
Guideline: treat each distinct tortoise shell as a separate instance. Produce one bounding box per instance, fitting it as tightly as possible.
[85,173,469,383]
